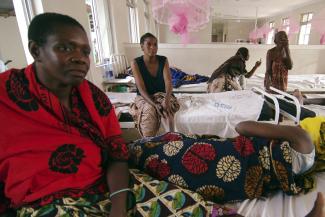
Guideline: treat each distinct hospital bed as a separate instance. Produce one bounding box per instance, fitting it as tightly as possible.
[267,87,325,123]
[172,73,325,94]
[107,87,280,138]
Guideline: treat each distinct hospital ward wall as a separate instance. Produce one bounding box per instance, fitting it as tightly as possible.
[124,43,325,76]
[259,0,325,45]
[0,17,27,69]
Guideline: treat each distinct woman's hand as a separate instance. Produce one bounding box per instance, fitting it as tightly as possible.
[161,99,172,117]
[255,59,262,68]
[226,76,241,90]
[155,104,165,118]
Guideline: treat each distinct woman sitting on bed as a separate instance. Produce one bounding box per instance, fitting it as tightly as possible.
[130,33,179,137]
[129,116,325,216]
[207,47,261,93]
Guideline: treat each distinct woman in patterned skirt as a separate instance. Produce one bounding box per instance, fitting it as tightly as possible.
[264,31,293,92]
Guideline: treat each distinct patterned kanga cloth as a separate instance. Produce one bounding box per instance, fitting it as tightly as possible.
[17,169,238,217]
[129,92,180,137]
[129,132,307,204]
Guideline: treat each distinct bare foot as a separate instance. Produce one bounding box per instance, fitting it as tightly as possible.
[293,89,304,105]
[305,192,325,217]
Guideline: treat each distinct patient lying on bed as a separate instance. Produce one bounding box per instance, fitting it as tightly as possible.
[129,117,324,216]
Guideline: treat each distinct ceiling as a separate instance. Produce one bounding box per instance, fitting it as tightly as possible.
[0,0,14,17]
[0,0,322,19]
[212,0,323,19]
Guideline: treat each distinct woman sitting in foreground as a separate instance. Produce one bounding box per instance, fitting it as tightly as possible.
[129,116,325,216]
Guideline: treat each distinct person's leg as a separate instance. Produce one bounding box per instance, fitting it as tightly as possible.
[138,103,160,137]
[293,89,325,106]
[305,98,325,105]
[293,89,304,105]
[305,192,325,217]
[160,114,175,132]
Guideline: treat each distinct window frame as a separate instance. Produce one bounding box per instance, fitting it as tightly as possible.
[267,21,275,44]
[282,17,290,35]
[298,12,313,45]
[127,0,140,43]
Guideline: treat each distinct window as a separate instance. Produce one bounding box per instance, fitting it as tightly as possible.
[86,0,102,64]
[267,21,275,44]
[86,0,114,65]
[282,18,290,35]
[127,0,140,43]
[298,12,313,45]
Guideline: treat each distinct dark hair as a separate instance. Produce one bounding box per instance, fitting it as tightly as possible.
[28,12,85,45]
[236,47,249,59]
[140,32,157,45]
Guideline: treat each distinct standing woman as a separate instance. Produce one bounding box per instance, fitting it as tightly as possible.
[130,33,179,137]
[264,31,293,91]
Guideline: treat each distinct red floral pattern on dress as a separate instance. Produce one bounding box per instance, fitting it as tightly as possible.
[234,136,255,157]
[182,142,216,174]
[6,69,38,111]
[88,81,112,116]
[106,136,129,161]
[145,156,171,179]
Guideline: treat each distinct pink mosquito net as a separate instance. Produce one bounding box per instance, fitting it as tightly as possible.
[152,0,211,43]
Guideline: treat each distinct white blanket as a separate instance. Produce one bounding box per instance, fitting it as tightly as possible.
[174,90,265,138]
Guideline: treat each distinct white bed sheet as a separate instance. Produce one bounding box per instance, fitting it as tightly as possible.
[246,74,325,92]
[234,172,325,217]
[172,74,325,93]
[174,90,265,138]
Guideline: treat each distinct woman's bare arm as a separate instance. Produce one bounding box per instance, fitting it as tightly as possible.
[235,121,313,154]
[264,50,273,90]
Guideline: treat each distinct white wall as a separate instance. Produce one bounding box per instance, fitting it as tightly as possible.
[259,1,325,45]
[223,20,255,43]
[0,17,27,68]
[124,43,325,76]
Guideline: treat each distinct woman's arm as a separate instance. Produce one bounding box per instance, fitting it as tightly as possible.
[235,121,313,154]
[106,162,130,217]
[162,59,173,115]
[264,50,273,90]
[245,59,262,78]
[131,60,163,116]
[283,44,293,70]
